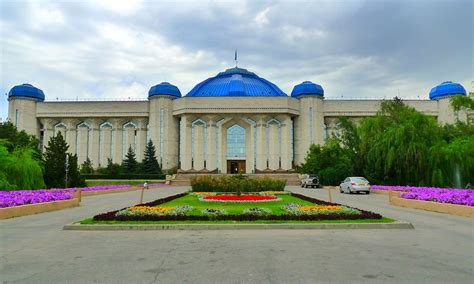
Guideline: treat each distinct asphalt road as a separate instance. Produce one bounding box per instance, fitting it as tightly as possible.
[1,186,473,284]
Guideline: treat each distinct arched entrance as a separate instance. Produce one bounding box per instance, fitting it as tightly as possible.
[226,124,246,174]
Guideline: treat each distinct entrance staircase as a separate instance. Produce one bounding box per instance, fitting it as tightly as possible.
[170,173,301,187]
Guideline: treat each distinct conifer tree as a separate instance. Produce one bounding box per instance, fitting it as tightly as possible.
[80,157,94,174]
[68,154,86,187]
[142,140,162,174]
[123,146,138,173]
[43,132,84,188]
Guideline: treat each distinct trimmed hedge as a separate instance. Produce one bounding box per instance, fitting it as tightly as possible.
[190,175,286,192]
[82,174,166,180]
[92,192,383,221]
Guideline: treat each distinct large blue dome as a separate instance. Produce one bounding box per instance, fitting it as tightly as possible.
[429,81,466,100]
[8,83,45,101]
[186,67,287,97]
[291,81,324,98]
[149,82,181,98]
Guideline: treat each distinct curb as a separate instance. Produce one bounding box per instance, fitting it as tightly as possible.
[63,221,414,231]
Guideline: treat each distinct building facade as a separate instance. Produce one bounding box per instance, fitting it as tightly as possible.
[7,67,468,174]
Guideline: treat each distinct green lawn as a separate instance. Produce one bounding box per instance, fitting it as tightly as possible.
[81,193,395,224]
[85,180,165,186]
[80,217,395,225]
[160,194,312,215]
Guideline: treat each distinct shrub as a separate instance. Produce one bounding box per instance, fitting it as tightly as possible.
[190,176,286,192]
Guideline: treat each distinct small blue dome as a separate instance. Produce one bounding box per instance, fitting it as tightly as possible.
[8,83,45,101]
[429,81,466,100]
[148,82,181,98]
[291,81,324,98]
[186,67,287,97]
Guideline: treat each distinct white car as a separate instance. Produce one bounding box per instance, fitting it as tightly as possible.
[340,177,370,194]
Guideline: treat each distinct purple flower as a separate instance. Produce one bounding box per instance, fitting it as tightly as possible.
[371,185,473,206]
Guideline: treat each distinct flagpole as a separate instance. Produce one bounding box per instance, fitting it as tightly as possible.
[235,49,238,68]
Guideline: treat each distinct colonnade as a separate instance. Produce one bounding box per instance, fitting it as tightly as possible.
[179,114,294,173]
[39,118,149,168]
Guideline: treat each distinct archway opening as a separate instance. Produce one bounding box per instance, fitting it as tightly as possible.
[226,124,246,173]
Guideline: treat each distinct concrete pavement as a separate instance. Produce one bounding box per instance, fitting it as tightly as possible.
[1,186,473,283]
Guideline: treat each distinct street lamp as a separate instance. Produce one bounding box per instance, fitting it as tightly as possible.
[65,154,69,188]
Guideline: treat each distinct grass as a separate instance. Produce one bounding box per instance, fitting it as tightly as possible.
[85,180,165,186]
[80,217,395,225]
[81,193,394,224]
[157,194,313,215]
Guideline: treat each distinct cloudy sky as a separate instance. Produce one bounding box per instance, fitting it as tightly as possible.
[1,0,472,120]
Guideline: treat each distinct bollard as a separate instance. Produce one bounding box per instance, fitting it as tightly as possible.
[76,188,82,203]
[139,186,145,204]
[327,187,333,203]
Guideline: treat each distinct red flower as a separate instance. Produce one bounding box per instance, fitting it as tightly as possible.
[203,195,278,201]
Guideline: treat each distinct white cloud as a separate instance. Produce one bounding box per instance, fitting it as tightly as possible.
[94,0,144,15]
[254,7,270,27]
[0,0,471,120]
[29,3,66,30]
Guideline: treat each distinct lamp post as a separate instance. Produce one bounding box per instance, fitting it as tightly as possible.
[65,154,69,188]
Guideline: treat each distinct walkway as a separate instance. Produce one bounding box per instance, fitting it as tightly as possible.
[0,186,472,283]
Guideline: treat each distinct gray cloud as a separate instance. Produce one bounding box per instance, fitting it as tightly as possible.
[1,0,472,120]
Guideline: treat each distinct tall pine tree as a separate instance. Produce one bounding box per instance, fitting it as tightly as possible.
[43,132,84,188]
[142,140,162,174]
[123,146,138,173]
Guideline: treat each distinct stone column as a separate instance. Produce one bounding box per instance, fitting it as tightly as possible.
[90,120,100,169]
[113,119,123,164]
[136,119,148,162]
[280,116,292,170]
[179,115,192,171]
[65,119,77,156]
[256,117,266,170]
[206,118,217,171]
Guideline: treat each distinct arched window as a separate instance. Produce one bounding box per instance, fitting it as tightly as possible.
[227,124,246,158]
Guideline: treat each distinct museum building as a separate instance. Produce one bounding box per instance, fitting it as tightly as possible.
[7,66,468,174]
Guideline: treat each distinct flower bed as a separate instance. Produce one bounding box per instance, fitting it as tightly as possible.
[283,203,361,215]
[401,188,473,206]
[0,190,74,208]
[371,185,474,206]
[200,194,281,202]
[116,205,193,217]
[91,192,384,222]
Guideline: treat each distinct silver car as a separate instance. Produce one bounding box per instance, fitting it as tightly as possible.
[339,177,370,194]
[301,174,320,188]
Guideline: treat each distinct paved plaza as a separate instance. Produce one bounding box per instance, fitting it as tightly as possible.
[1,186,473,283]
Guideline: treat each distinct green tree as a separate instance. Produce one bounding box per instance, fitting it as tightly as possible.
[0,141,45,190]
[43,132,84,188]
[358,100,441,185]
[80,157,94,174]
[105,158,122,176]
[68,154,86,187]
[0,122,39,153]
[123,146,138,173]
[141,140,162,174]
[299,139,354,185]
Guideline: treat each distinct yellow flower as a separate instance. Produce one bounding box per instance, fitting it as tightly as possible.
[191,192,215,195]
[298,205,343,211]
[128,206,176,213]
